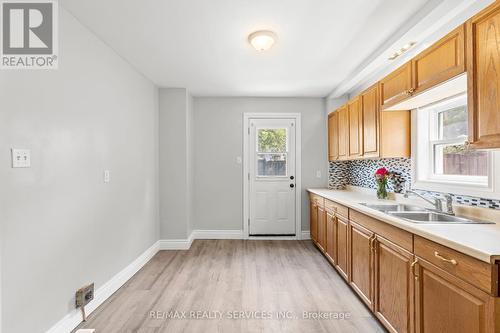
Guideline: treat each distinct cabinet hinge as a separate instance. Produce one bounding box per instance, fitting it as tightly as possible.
[248,127,250,135]
[248,173,250,180]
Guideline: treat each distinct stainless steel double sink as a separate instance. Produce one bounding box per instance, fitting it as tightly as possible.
[359,203,495,224]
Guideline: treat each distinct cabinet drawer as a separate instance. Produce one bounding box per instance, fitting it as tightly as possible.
[349,210,413,252]
[309,193,324,207]
[330,201,349,219]
[414,236,494,294]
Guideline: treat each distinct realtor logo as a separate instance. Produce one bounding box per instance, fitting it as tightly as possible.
[1,0,58,69]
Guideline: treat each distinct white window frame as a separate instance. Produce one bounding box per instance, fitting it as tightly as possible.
[412,94,500,199]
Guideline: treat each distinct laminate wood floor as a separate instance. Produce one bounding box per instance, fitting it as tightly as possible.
[75,240,385,333]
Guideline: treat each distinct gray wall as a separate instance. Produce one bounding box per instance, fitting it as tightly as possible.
[192,97,328,232]
[159,88,193,239]
[0,8,159,333]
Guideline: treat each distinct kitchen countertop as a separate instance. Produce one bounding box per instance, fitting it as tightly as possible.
[308,188,500,264]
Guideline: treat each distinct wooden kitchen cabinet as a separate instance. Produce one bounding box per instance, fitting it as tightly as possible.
[328,112,339,161]
[412,25,465,95]
[325,209,336,264]
[317,205,326,252]
[349,221,375,308]
[337,105,349,160]
[348,96,363,158]
[467,1,500,149]
[380,111,411,158]
[414,258,498,333]
[336,215,349,280]
[361,84,380,158]
[380,62,413,110]
[310,200,318,243]
[374,236,415,333]
[309,192,500,333]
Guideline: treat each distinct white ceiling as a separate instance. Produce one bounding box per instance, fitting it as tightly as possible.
[60,0,467,97]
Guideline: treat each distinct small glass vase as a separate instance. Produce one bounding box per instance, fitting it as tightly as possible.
[376,181,388,200]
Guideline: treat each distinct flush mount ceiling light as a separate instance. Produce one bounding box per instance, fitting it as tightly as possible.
[248,30,277,51]
[388,42,417,60]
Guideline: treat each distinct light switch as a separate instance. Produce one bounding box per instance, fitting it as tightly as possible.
[316,170,321,178]
[11,149,31,168]
[103,170,110,183]
[236,156,242,164]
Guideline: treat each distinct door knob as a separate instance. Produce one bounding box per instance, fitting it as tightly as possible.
[290,176,295,180]
[290,184,295,188]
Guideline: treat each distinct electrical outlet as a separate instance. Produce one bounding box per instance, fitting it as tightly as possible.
[11,148,30,168]
[76,283,94,308]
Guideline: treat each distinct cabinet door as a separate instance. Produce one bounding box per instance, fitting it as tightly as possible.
[361,84,379,158]
[380,62,413,110]
[325,210,336,264]
[415,258,497,333]
[328,112,339,161]
[317,205,326,252]
[467,2,500,149]
[348,97,363,158]
[412,25,465,95]
[374,236,415,333]
[337,106,349,160]
[310,201,318,243]
[349,221,374,308]
[335,215,349,280]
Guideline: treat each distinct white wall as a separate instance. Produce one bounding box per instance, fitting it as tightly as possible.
[192,97,328,232]
[159,88,193,239]
[0,8,159,333]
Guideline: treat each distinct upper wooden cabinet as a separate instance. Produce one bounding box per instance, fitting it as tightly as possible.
[348,97,363,158]
[361,85,380,158]
[337,105,349,160]
[467,2,500,149]
[380,62,413,110]
[412,25,466,95]
[328,112,338,161]
[380,111,411,158]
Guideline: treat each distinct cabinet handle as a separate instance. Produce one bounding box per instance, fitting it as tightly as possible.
[410,258,418,268]
[434,251,458,265]
[408,87,416,95]
[369,235,376,250]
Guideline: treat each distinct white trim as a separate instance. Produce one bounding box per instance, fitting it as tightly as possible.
[45,241,160,333]
[242,113,302,240]
[301,231,311,240]
[158,234,194,250]
[192,229,244,239]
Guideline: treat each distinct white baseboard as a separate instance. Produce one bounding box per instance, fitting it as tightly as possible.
[301,231,311,240]
[192,229,244,239]
[158,233,194,250]
[46,241,160,333]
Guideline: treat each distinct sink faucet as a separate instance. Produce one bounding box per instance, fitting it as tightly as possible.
[403,190,455,215]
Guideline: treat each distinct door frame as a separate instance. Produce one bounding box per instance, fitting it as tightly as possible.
[243,113,302,240]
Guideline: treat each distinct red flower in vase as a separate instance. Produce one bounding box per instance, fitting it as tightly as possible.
[375,167,390,180]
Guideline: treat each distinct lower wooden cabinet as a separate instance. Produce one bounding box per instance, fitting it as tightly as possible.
[414,258,498,333]
[374,236,415,333]
[310,200,318,243]
[308,193,500,333]
[349,221,374,308]
[325,209,336,264]
[336,216,349,280]
[317,205,326,252]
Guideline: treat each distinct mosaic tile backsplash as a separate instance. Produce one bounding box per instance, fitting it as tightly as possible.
[328,158,500,210]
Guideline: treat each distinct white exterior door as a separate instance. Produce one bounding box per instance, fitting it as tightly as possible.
[248,118,296,235]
